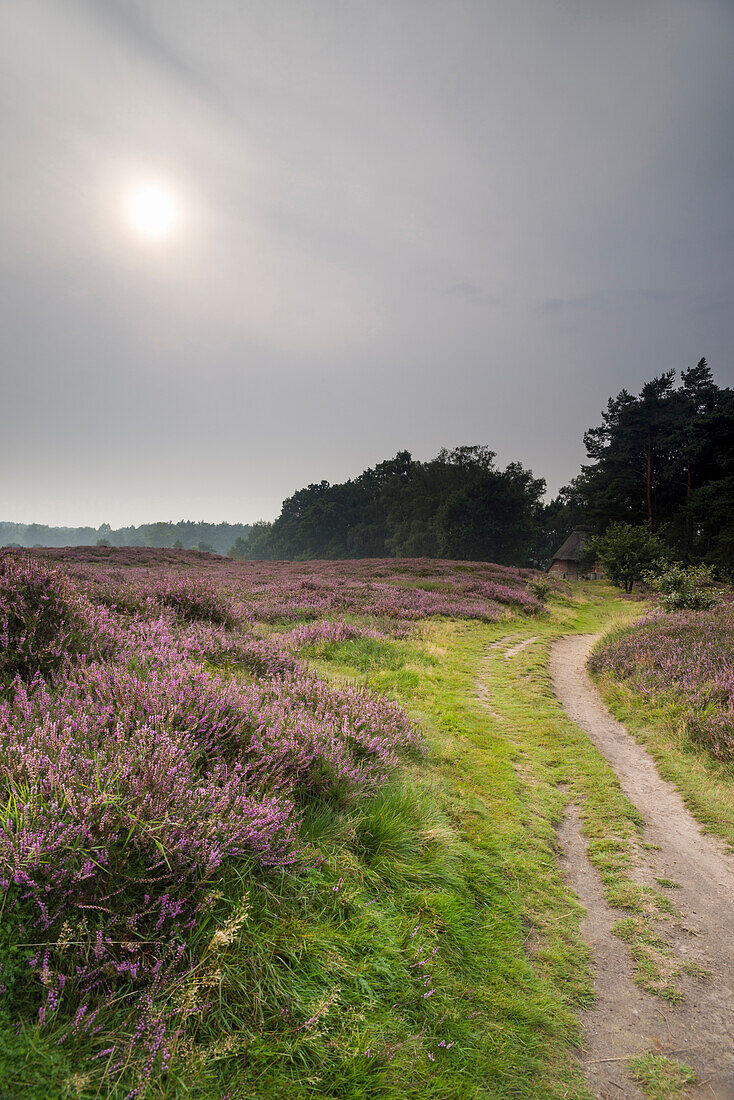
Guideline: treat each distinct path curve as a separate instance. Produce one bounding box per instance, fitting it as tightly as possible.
[550,634,734,1100]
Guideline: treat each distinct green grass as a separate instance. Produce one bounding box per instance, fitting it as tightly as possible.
[435,590,687,1001]
[626,1052,697,1098]
[299,636,422,673]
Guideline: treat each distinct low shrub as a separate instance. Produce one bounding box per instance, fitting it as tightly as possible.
[0,555,425,1084]
[149,575,235,626]
[588,524,666,592]
[642,563,718,612]
[528,577,552,600]
[0,554,80,688]
[591,603,734,761]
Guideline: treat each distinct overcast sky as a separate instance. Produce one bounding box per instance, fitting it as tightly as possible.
[1,0,733,527]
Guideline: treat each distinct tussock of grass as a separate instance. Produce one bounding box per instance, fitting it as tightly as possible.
[303,636,420,673]
[626,1052,697,1098]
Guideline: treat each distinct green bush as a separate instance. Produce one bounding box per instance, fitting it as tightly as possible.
[528,577,552,600]
[642,563,718,611]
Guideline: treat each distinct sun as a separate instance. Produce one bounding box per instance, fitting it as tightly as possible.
[125,181,179,241]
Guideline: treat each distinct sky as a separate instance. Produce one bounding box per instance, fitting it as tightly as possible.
[1,0,733,527]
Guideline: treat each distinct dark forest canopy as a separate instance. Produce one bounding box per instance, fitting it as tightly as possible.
[0,520,250,557]
[565,358,734,572]
[235,446,548,566]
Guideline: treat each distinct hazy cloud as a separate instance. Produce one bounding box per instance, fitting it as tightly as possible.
[1,0,732,525]
[444,283,495,305]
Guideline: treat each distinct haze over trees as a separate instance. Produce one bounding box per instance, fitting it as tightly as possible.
[0,521,250,557]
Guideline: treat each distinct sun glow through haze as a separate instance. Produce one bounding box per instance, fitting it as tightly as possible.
[125,181,179,241]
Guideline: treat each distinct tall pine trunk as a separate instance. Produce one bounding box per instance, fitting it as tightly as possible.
[685,460,691,550]
[646,434,653,532]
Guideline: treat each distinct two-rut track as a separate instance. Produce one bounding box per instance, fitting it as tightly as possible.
[549,634,734,1100]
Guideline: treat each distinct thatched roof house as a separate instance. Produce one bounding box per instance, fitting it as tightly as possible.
[548,527,600,580]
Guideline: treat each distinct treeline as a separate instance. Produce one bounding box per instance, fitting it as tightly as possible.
[4,358,731,573]
[233,447,549,566]
[0,521,250,557]
[564,359,734,571]
[235,358,733,573]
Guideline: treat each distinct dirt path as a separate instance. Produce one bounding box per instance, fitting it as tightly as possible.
[551,634,734,1100]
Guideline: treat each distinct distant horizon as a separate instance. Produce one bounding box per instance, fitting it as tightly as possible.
[0,517,256,531]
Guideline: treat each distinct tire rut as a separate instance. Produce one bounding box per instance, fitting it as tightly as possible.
[551,633,734,1100]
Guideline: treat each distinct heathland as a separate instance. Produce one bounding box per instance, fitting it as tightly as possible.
[2,548,734,1098]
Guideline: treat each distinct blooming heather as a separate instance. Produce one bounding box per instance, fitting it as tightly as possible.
[29,548,548,626]
[0,554,79,685]
[590,603,734,761]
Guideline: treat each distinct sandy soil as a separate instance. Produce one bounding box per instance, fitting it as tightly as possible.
[550,634,734,1100]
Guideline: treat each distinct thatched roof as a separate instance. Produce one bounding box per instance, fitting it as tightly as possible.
[551,527,592,562]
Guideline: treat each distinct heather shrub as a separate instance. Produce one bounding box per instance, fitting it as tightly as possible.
[0,644,421,1064]
[88,575,151,617]
[685,705,734,761]
[0,664,301,1058]
[279,620,391,649]
[0,554,80,688]
[591,603,734,761]
[0,549,549,1093]
[149,575,234,626]
[235,637,302,678]
[463,578,543,612]
[233,672,422,800]
[172,620,300,676]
